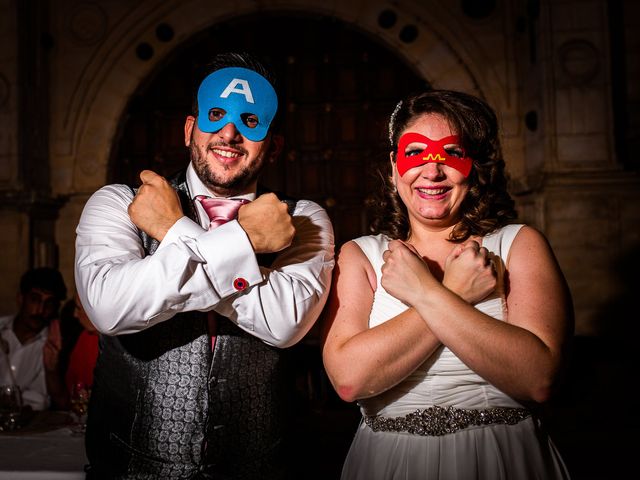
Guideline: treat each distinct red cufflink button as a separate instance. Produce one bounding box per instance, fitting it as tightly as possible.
[233,277,249,291]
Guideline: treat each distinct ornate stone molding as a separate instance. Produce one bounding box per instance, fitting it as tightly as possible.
[67,2,108,46]
[558,39,600,86]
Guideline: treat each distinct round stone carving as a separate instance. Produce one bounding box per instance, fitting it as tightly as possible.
[68,2,108,46]
[378,9,397,29]
[559,39,600,85]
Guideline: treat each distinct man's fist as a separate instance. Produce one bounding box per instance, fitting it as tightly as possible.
[238,193,295,253]
[128,170,183,241]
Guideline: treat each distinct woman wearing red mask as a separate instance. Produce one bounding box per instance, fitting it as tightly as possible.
[323,90,573,479]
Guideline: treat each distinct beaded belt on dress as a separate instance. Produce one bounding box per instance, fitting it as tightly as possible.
[364,405,531,436]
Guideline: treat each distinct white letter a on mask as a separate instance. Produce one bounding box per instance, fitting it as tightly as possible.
[220,79,254,103]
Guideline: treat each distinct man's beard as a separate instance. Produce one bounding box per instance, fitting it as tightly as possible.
[22,313,48,333]
[190,140,267,195]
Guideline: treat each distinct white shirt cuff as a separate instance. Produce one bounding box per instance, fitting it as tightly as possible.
[198,220,263,298]
[157,216,205,250]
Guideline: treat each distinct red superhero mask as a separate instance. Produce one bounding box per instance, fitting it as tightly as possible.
[396,132,473,177]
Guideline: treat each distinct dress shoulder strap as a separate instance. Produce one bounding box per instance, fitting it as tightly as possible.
[482,224,525,263]
[351,234,389,276]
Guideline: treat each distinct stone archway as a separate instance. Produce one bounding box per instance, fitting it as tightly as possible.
[56,0,491,197]
[53,0,503,290]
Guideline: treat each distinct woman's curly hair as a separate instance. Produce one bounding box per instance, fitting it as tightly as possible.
[370,89,517,242]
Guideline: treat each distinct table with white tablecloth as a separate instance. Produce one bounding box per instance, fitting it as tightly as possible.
[0,411,87,479]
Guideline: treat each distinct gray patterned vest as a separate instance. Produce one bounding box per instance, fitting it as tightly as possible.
[85,170,296,479]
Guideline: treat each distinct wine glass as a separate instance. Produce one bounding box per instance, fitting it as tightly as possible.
[69,382,91,435]
[0,384,23,431]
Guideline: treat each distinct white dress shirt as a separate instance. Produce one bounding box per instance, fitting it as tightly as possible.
[75,163,335,347]
[0,315,49,410]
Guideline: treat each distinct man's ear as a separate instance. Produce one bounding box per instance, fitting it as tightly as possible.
[184,116,196,146]
[268,134,284,163]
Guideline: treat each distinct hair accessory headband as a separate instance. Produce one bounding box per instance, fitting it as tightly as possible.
[388,100,403,146]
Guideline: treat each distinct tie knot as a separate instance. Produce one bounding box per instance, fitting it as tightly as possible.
[196,195,248,230]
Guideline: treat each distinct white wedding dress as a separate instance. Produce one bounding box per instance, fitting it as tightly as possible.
[341,225,571,480]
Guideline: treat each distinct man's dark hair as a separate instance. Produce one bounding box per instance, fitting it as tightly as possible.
[19,267,67,301]
[190,52,281,130]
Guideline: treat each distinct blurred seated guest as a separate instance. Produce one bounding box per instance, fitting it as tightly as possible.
[42,292,99,410]
[60,292,98,397]
[0,267,67,411]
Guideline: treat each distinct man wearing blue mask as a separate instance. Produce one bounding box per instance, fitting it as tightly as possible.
[75,52,335,479]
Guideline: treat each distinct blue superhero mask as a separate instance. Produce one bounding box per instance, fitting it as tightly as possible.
[196,67,278,142]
